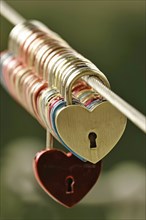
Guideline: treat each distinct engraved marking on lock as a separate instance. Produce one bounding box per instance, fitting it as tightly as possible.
[88,132,97,148]
[65,176,75,194]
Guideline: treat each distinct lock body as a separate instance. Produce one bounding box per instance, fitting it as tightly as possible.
[34,149,102,207]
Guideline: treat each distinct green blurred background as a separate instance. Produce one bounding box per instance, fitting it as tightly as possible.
[0,1,145,219]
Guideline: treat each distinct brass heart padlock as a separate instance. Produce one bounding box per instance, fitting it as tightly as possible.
[55,69,127,164]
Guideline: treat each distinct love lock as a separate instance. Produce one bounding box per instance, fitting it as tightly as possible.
[33,132,101,207]
[55,68,127,164]
[34,149,102,207]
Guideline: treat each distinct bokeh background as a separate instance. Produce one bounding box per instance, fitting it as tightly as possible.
[0,0,145,219]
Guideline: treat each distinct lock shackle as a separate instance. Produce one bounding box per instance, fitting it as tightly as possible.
[64,68,110,105]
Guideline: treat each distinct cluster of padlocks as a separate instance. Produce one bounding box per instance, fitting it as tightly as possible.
[0,20,127,207]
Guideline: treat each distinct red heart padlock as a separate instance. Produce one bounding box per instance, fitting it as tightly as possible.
[33,149,102,208]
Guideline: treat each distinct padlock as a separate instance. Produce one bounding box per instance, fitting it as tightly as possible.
[33,132,102,207]
[55,68,127,163]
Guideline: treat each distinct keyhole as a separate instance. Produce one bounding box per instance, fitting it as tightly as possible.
[65,176,74,194]
[88,132,97,148]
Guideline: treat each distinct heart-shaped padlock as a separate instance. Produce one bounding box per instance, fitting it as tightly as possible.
[55,70,127,164]
[33,132,102,207]
[33,149,101,208]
